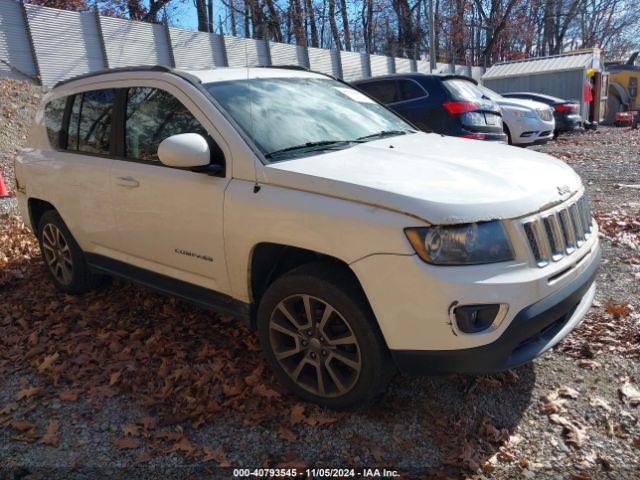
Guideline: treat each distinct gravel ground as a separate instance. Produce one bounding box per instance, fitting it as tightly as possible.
[1,79,639,479]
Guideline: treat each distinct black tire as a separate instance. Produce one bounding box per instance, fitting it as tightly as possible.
[504,124,513,145]
[256,262,395,410]
[37,210,104,294]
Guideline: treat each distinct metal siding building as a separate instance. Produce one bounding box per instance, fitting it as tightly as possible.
[483,51,601,123]
[170,28,226,69]
[0,0,37,81]
[25,5,106,87]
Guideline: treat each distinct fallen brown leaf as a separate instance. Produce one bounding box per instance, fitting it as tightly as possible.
[40,419,59,447]
[10,419,35,432]
[278,426,297,442]
[202,446,230,466]
[290,404,305,424]
[37,352,60,373]
[112,437,141,449]
[58,390,78,402]
[14,387,42,401]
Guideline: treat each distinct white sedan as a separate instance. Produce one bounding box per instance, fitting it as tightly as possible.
[479,85,555,146]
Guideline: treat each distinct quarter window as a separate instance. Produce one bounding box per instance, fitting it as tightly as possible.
[44,97,67,148]
[125,87,208,162]
[357,81,398,104]
[66,89,115,155]
[398,80,426,101]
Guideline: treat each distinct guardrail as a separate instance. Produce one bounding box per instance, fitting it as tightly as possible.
[0,0,484,88]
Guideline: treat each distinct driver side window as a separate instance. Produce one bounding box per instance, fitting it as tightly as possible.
[125,87,208,162]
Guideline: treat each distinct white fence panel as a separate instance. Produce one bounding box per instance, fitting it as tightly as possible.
[369,54,393,77]
[340,51,368,81]
[0,0,37,81]
[416,60,431,74]
[224,36,269,67]
[100,16,171,68]
[308,47,337,77]
[170,28,226,69]
[25,5,105,87]
[394,57,413,73]
[471,66,485,83]
[269,42,307,68]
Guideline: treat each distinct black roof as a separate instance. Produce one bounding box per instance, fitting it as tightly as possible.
[351,72,477,85]
[52,65,190,89]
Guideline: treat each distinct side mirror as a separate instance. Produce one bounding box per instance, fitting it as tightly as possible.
[158,133,211,168]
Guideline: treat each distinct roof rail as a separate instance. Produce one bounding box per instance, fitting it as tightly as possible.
[256,64,308,71]
[52,65,179,89]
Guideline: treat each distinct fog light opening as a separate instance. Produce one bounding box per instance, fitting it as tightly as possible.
[451,303,509,334]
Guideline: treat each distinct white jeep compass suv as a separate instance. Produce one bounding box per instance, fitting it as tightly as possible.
[15,66,600,409]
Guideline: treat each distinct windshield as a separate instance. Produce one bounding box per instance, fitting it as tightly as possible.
[204,77,413,161]
[443,79,486,102]
[477,84,502,101]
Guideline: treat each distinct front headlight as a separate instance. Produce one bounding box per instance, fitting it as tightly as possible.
[405,221,514,265]
[513,109,537,119]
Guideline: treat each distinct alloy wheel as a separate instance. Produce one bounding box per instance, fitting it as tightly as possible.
[41,223,73,285]
[268,294,362,398]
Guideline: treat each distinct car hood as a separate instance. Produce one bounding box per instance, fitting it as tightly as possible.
[496,97,551,111]
[260,132,583,224]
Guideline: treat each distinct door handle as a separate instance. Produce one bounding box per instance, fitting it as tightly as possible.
[115,176,140,188]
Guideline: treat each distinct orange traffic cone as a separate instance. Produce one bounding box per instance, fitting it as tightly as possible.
[0,173,9,197]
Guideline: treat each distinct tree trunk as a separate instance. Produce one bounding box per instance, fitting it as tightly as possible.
[328,0,342,49]
[304,0,319,47]
[195,0,209,32]
[291,0,306,45]
[339,0,351,50]
[264,0,282,42]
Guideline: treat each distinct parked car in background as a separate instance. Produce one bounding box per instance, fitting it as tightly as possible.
[477,85,555,146]
[502,92,582,136]
[352,74,507,142]
[16,66,600,409]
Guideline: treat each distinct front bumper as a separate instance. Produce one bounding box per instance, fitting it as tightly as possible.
[390,247,599,375]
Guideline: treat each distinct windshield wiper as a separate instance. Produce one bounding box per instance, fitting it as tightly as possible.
[355,130,413,141]
[265,140,361,159]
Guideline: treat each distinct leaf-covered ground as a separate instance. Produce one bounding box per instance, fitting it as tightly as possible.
[1,80,639,478]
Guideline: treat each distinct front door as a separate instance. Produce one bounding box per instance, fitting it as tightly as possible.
[108,85,231,294]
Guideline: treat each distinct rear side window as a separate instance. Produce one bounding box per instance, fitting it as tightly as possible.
[357,81,398,104]
[66,89,115,155]
[44,97,67,148]
[125,87,208,162]
[443,79,484,102]
[398,80,426,101]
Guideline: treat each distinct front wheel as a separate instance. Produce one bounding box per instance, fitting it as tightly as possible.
[257,263,394,409]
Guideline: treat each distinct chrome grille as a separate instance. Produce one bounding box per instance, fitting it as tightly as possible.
[537,108,554,122]
[522,195,593,267]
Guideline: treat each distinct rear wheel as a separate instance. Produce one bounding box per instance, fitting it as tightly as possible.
[37,210,104,294]
[257,263,394,409]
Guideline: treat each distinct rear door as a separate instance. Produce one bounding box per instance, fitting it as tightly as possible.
[355,80,399,105]
[43,89,120,254]
[389,79,432,131]
[108,82,231,295]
